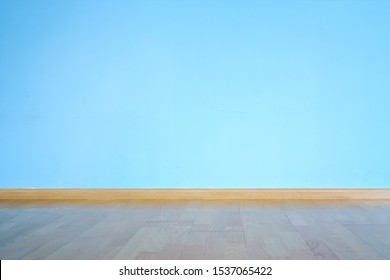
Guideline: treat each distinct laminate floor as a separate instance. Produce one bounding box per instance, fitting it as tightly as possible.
[1,202,390,259]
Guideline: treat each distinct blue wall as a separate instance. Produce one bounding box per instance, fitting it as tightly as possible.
[1,0,390,189]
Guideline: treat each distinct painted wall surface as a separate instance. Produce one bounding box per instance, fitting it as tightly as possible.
[1,1,389,189]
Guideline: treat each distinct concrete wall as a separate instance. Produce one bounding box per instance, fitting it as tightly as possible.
[1,1,389,188]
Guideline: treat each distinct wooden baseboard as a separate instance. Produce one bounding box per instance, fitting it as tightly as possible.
[0,189,390,205]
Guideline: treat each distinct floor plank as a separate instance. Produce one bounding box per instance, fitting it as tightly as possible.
[0,202,390,259]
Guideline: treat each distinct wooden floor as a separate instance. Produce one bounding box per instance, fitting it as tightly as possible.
[1,202,390,259]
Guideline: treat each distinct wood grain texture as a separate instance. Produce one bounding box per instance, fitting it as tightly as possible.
[1,203,390,260]
[1,189,390,205]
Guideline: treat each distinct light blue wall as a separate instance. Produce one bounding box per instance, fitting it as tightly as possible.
[1,0,390,189]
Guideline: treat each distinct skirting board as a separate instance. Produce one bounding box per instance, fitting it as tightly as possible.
[0,189,390,205]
